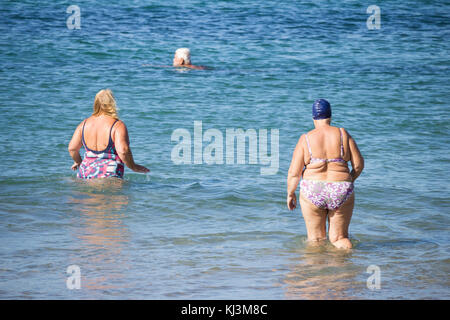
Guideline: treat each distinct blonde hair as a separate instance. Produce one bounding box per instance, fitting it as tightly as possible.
[175,48,191,65]
[92,89,119,119]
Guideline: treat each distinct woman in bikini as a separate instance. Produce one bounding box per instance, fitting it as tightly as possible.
[68,89,149,179]
[287,99,364,249]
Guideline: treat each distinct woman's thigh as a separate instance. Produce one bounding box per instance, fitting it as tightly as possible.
[327,193,355,241]
[299,194,328,241]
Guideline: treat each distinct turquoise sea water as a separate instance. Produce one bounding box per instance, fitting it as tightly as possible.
[0,0,449,299]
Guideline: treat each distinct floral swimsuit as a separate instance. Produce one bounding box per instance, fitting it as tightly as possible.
[77,119,124,179]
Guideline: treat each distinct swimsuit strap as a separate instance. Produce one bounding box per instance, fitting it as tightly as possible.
[81,119,88,150]
[339,128,344,158]
[305,133,313,158]
[108,120,119,147]
[109,119,119,141]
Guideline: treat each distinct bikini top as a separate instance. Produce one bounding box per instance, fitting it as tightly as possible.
[305,128,346,164]
[82,119,119,155]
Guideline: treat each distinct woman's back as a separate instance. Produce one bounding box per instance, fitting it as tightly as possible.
[302,126,352,182]
[82,115,118,152]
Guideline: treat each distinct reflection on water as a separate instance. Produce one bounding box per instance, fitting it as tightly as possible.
[283,241,360,300]
[68,178,130,293]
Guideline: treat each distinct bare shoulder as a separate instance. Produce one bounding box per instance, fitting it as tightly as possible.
[114,120,127,130]
[111,120,128,138]
[299,133,306,142]
[340,127,352,140]
[305,128,316,136]
[77,120,84,129]
[75,119,87,131]
[298,133,309,154]
[298,133,310,147]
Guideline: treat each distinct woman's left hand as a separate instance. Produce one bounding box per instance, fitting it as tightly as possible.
[71,162,81,171]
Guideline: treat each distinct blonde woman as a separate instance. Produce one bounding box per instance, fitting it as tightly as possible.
[68,89,149,179]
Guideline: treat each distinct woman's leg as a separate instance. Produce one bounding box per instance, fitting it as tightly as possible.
[327,193,355,249]
[299,194,328,243]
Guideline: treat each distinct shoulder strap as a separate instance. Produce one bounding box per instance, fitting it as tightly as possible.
[81,119,88,148]
[305,133,313,158]
[109,120,119,144]
[339,128,344,158]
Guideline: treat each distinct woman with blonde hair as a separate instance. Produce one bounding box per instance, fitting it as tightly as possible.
[68,89,149,179]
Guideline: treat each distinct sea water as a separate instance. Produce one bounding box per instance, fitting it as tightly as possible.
[0,0,449,299]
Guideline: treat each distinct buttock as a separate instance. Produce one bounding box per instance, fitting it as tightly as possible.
[77,157,124,179]
[300,179,354,210]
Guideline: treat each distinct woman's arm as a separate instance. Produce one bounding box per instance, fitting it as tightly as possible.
[68,121,84,170]
[287,135,306,210]
[347,131,364,182]
[114,121,150,173]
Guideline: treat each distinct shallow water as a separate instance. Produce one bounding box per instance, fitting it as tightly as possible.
[0,0,449,299]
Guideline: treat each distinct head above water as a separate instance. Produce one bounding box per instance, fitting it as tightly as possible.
[92,89,119,120]
[312,99,332,120]
[173,48,191,66]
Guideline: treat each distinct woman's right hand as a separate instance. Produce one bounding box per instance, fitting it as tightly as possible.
[287,193,297,210]
[132,164,150,173]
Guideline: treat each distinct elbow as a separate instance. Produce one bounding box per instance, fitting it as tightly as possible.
[354,158,365,172]
[287,169,301,180]
[68,144,78,154]
[116,145,130,157]
[287,169,293,178]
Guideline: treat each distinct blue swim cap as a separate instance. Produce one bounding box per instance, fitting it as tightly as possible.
[312,99,331,120]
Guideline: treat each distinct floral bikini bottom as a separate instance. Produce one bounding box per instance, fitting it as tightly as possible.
[300,179,354,210]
